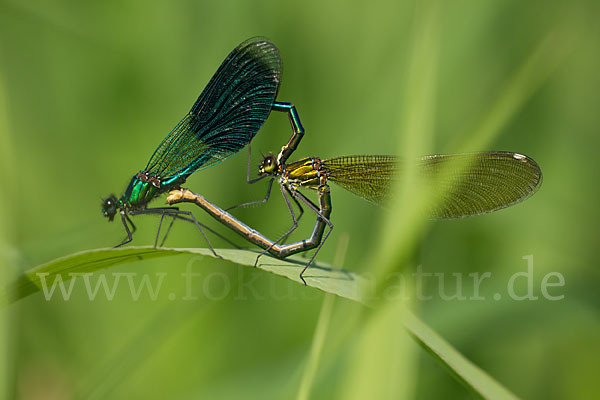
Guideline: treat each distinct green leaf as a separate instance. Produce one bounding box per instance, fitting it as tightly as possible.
[0,246,367,307]
[2,247,517,399]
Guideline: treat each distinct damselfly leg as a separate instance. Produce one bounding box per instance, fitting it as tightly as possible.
[167,186,332,285]
[227,101,305,210]
[115,213,137,248]
[129,207,220,257]
[139,206,237,248]
[253,183,333,284]
[253,183,302,268]
[293,187,334,283]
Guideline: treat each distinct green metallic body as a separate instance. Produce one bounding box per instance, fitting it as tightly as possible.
[119,171,167,209]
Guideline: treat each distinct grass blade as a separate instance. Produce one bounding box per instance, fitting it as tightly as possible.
[296,234,349,400]
[0,247,367,307]
[3,246,518,398]
[404,312,518,399]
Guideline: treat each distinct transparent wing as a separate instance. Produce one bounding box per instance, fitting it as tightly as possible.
[322,155,397,206]
[323,152,542,218]
[419,152,542,218]
[145,37,281,182]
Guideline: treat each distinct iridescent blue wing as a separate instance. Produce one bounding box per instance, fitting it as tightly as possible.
[145,37,281,184]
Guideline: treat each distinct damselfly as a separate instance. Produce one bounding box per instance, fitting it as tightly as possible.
[168,151,542,284]
[101,37,305,250]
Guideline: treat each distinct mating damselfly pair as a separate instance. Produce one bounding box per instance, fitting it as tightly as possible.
[102,37,542,284]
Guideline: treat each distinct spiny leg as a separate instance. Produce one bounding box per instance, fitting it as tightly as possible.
[133,206,178,248]
[279,191,304,245]
[131,206,183,247]
[254,184,300,268]
[148,206,179,247]
[226,176,274,211]
[292,189,334,285]
[115,212,134,247]
[227,141,276,210]
[172,209,220,257]
[132,207,239,249]
[159,214,177,247]
[290,191,304,224]
[155,212,167,248]
[131,207,220,258]
[157,212,241,250]
[244,142,269,185]
[125,214,136,235]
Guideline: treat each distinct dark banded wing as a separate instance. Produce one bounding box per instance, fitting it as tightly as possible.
[322,152,542,218]
[144,37,281,184]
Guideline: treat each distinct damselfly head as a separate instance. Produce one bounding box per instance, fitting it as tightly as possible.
[101,195,118,222]
[258,154,277,175]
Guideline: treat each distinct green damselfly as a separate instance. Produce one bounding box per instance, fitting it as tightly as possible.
[101,37,306,250]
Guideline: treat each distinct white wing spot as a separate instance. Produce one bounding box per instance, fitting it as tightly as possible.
[513,153,527,161]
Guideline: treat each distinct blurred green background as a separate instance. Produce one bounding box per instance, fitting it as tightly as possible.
[1,0,599,399]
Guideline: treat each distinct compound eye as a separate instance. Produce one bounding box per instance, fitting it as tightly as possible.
[101,195,118,220]
[262,155,277,173]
